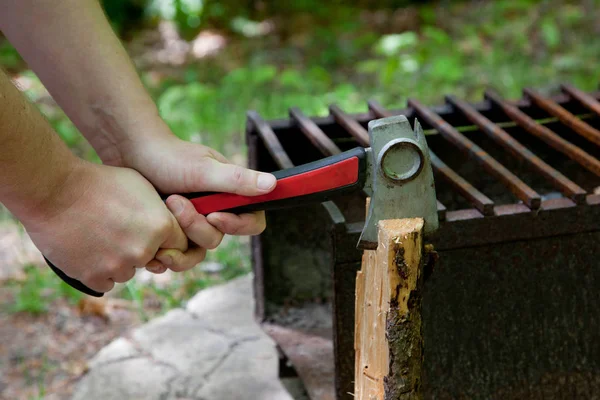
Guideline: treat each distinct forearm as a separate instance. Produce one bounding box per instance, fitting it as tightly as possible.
[0,0,167,165]
[0,69,81,223]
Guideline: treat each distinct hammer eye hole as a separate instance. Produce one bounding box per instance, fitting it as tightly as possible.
[379,139,424,183]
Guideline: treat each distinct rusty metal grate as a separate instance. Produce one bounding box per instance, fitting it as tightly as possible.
[245,86,600,400]
[248,86,600,220]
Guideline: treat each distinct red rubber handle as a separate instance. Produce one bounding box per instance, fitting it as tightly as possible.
[188,147,366,215]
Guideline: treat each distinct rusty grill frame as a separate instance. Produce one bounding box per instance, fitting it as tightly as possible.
[246,87,600,400]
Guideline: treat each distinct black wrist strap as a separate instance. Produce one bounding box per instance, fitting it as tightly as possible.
[44,256,104,297]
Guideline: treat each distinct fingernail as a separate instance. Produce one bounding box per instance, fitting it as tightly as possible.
[169,198,185,216]
[147,266,163,274]
[257,173,276,191]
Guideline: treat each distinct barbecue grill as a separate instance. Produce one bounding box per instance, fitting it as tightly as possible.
[246,85,600,400]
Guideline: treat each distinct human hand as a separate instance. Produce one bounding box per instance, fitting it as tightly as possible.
[115,131,276,269]
[21,161,206,293]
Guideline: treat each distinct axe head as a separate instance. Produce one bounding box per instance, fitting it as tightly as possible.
[358,115,438,250]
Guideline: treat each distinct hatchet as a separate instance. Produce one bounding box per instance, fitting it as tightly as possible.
[46,115,439,297]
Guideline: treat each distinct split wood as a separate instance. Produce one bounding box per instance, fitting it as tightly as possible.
[355,218,426,400]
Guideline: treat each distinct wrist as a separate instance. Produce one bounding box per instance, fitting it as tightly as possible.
[16,156,88,226]
[90,104,174,167]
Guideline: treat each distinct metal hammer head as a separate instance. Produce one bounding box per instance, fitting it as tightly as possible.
[358,115,438,250]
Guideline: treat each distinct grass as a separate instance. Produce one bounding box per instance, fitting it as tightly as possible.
[1,0,599,314]
[8,264,84,315]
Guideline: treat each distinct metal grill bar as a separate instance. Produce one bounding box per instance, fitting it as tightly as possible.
[290,107,342,155]
[408,98,542,209]
[524,88,600,147]
[368,100,495,215]
[486,90,600,177]
[329,104,369,147]
[436,200,447,221]
[247,111,294,169]
[429,152,495,215]
[561,84,600,117]
[446,95,587,203]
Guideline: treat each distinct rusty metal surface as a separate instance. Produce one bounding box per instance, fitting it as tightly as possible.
[248,111,294,169]
[429,151,495,215]
[264,323,336,400]
[447,95,587,203]
[329,104,369,147]
[408,98,542,209]
[331,258,361,400]
[372,98,548,213]
[562,83,600,117]
[524,88,600,147]
[339,194,600,253]
[264,91,600,134]
[367,98,395,119]
[248,86,600,400]
[290,107,342,156]
[486,89,600,177]
[422,229,600,399]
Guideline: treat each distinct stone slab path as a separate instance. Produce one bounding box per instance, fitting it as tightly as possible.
[72,274,296,400]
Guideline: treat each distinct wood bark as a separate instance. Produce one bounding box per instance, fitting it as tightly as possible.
[355,218,425,400]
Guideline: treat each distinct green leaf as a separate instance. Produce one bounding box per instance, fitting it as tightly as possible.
[422,26,451,46]
[252,65,278,85]
[356,59,383,75]
[429,56,464,82]
[381,57,400,86]
[278,69,304,89]
[541,18,560,49]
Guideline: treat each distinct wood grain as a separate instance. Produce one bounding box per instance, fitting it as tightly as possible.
[355,218,425,400]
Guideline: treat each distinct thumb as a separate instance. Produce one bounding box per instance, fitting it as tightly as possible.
[199,158,276,196]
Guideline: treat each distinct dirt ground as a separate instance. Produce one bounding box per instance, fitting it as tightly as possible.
[0,291,142,399]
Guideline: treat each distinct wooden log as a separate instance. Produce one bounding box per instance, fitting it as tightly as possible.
[355,218,425,400]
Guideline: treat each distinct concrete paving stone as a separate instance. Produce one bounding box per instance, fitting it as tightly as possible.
[73,274,296,400]
[185,274,259,337]
[72,357,178,400]
[131,308,231,376]
[88,337,140,368]
[195,338,293,400]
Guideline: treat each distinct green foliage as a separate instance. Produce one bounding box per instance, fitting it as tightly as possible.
[101,0,146,35]
[124,279,150,321]
[155,64,364,152]
[0,40,22,69]
[9,265,83,315]
[206,237,251,280]
[10,265,51,315]
[150,1,600,149]
[541,17,560,50]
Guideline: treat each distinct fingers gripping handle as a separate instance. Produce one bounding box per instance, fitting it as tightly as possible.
[183,147,367,215]
[46,147,367,296]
